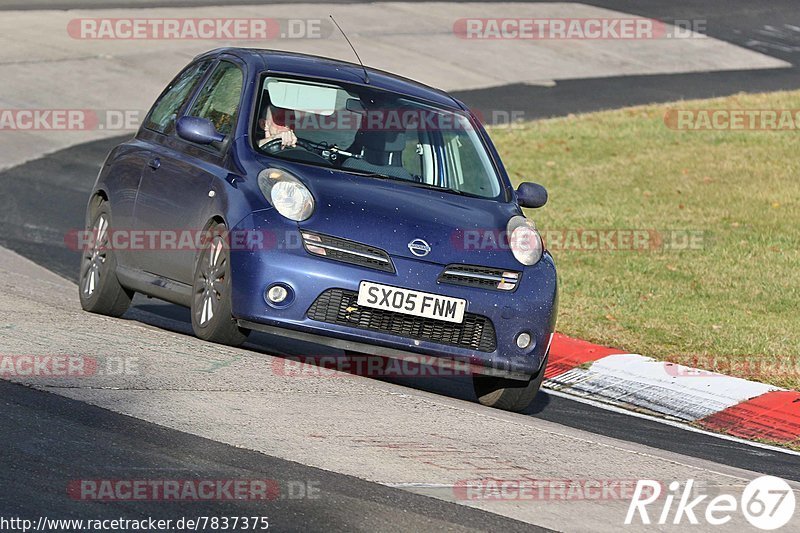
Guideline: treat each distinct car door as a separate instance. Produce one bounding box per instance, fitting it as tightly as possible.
[125,59,212,274]
[133,58,246,285]
[103,59,210,270]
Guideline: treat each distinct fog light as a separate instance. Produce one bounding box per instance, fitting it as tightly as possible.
[267,285,288,303]
[516,332,532,349]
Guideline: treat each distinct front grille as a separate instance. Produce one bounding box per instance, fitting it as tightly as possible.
[301,232,395,273]
[438,264,520,292]
[307,289,497,352]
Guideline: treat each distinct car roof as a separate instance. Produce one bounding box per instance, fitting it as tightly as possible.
[195,47,463,111]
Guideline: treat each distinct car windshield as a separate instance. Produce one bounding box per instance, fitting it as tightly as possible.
[252,76,503,199]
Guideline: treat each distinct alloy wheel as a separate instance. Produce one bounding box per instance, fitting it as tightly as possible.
[194,236,227,327]
[81,213,109,297]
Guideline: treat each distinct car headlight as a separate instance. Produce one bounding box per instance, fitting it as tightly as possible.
[258,168,315,222]
[507,216,543,266]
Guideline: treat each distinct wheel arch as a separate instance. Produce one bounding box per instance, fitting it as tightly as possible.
[192,214,229,271]
[85,189,110,225]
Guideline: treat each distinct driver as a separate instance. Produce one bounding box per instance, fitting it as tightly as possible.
[258,105,297,149]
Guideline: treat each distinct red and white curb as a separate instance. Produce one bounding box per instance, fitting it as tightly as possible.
[545,334,800,448]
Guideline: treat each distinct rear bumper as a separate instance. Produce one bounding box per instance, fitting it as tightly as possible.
[229,212,558,380]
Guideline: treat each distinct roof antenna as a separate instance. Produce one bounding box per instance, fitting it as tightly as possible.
[329,15,369,84]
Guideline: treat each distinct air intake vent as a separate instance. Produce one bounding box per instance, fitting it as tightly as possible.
[302,232,395,273]
[438,264,520,291]
[307,289,497,352]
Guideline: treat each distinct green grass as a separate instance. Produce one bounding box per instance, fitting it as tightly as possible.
[488,91,800,390]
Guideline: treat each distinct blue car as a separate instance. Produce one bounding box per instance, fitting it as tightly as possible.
[80,48,558,412]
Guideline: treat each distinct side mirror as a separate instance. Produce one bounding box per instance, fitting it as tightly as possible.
[516,182,548,208]
[176,116,225,145]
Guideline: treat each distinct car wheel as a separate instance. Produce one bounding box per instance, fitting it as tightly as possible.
[78,200,133,317]
[191,222,249,346]
[473,354,549,412]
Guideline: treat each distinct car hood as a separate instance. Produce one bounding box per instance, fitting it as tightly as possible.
[282,164,524,270]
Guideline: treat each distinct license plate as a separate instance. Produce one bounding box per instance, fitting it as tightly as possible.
[357,281,467,324]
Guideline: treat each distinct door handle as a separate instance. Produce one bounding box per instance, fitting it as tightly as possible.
[147,157,161,170]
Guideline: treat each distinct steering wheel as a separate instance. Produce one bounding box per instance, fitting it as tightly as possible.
[260,137,338,166]
[263,137,349,160]
[263,136,325,154]
[262,138,367,172]
[261,137,296,153]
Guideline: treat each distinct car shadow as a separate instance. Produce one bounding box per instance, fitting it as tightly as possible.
[125,295,551,414]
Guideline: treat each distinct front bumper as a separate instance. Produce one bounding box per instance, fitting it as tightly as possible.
[229,212,558,380]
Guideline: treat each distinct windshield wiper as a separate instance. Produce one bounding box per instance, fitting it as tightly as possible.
[406,181,472,196]
[336,168,406,181]
[339,168,445,187]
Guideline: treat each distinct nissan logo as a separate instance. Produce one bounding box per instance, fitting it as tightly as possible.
[408,239,431,257]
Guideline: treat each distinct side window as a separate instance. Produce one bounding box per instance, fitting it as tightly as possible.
[186,61,244,137]
[145,61,210,134]
[441,130,489,197]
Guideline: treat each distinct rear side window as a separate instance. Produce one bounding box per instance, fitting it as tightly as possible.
[186,61,244,137]
[145,60,211,134]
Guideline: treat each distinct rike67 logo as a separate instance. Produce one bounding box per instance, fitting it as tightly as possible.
[626,476,796,530]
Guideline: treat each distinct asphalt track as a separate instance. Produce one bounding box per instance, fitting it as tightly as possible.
[2,0,800,530]
[0,379,544,532]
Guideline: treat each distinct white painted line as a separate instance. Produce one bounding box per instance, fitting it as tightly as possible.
[543,388,800,457]
[546,353,777,421]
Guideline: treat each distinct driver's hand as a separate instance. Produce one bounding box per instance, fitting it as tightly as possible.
[259,129,297,149]
[279,129,297,148]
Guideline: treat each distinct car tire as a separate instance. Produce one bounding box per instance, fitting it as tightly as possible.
[78,199,133,317]
[473,354,549,412]
[190,222,249,347]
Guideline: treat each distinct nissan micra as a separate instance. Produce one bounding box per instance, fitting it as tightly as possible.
[80,48,558,412]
